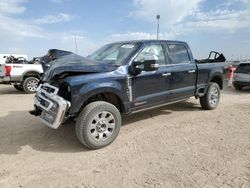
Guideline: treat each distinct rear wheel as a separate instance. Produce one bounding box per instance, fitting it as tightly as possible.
[200,82,220,110]
[22,77,39,93]
[13,84,23,91]
[233,83,242,91]
[76,101,121,150]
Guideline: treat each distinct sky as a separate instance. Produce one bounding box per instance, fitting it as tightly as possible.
[0,0,250,60]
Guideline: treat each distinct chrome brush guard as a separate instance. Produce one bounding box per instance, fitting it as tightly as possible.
[34,83,70,129]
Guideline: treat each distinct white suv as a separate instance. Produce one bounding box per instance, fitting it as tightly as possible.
[233,63,250,90]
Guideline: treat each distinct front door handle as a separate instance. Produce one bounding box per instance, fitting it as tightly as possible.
[188,70,196,73]
[162,72,171,77]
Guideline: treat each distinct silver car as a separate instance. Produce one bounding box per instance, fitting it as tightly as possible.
[233,63,250,90]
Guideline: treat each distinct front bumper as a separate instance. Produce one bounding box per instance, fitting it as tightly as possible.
[34,83,71,129]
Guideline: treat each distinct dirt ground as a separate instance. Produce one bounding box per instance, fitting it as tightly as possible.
[0,85,249,188]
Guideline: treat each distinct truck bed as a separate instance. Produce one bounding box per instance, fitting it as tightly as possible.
[196,62,230,94]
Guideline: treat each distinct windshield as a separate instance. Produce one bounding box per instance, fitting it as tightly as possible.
[87,43,139,66]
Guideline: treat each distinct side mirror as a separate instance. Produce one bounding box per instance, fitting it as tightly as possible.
[129,54,159,76]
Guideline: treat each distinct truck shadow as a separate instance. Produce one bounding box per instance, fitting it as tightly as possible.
[0,101,200,155]
[0,111,87,155]
[223,86,250,94]
[123,100,201,125]
[0,85,26,95]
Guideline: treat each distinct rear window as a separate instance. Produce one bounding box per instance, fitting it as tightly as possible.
[236,64,250,73]
[168,44,190,64]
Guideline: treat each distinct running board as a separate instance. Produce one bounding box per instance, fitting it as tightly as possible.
[130,98,189,114]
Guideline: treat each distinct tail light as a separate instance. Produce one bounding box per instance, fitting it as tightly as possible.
[4,66,12,76]
[227,65,233,79]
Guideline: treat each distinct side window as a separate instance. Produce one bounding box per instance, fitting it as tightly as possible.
[168,44,190,64]
[135,44,165,65]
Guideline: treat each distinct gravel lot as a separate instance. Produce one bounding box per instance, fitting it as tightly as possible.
[0,85,249,188]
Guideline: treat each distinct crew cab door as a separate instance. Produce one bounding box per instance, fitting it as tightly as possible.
[130,43,170,110]
[165,43,197,101]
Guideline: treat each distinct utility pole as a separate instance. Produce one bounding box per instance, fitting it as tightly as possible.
[74,34,78,54]
[156,14,160,40]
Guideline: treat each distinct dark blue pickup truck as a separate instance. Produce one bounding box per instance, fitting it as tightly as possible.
[30,40,230,149]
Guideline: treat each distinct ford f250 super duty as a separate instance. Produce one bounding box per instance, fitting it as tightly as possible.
[30,40,230,149]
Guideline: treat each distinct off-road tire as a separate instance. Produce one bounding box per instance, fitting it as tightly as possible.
[200,82,220,110]
[22,77,39,94]
[76,101,121,150]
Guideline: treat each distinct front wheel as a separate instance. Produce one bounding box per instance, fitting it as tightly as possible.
[200,82,220,110]
[22,77,39,93]
[76,101,121,149]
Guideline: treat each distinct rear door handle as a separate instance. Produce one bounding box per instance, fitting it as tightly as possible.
[188,70,196,73]
[162,72,171,77]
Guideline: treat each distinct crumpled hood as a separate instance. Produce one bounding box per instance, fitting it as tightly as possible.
[42,53,118,81]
